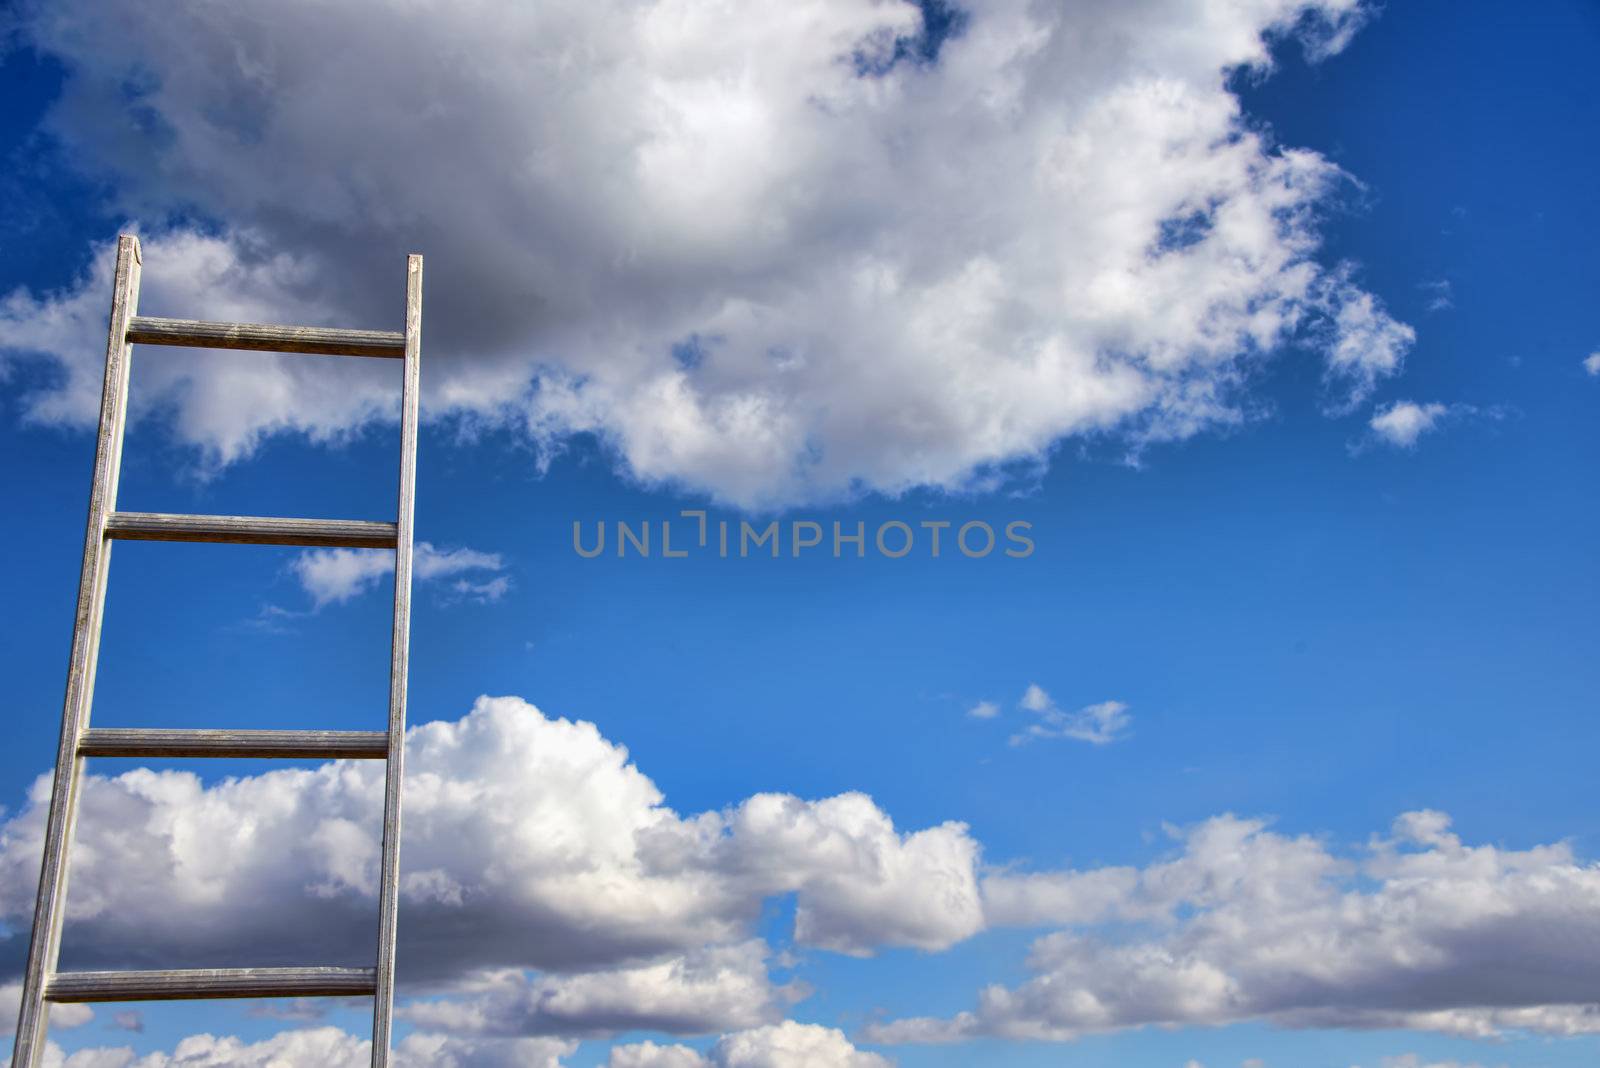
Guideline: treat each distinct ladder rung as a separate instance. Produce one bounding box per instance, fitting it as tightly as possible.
[45,967,377,1003]
[79,728,389,759]
[126,316,405,358]
[106,512,398,548]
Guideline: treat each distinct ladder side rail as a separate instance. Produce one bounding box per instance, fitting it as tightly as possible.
[370,253,423,1066]
[12,235,143,1067]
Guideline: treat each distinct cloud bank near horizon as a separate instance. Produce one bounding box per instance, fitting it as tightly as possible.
[4,695,1600,1059]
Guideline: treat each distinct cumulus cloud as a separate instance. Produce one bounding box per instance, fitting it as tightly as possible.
[719,792,984,956]
[291,542,508,607]
[707,1021,891,1068]
[0,0,1410,508]
[1366,400,1450,448]
[28,1020,888,1068]
[1011,685,1131,745]
[7,701,1600,1054]
[966,700,999,719]
[608,1021,891,1068]
[0,696,982,1000]
[15,1016,889,1061]
[609,1041,717,1068]
[399,941,803,1038]
[874,810,1600,1043]
[26,1027,574,1068]
[1584,352,1600,376]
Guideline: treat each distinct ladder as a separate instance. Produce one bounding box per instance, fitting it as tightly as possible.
[10,235,422,1067]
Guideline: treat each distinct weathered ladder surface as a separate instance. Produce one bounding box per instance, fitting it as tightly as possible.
[10,235,423,1068]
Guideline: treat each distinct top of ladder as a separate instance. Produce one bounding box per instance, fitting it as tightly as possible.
[126,316,406,358]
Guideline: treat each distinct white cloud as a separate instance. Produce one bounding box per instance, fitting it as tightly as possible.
[1367,400,1449,448]
[966,700,1000,720]
[723,792,984,956]
[1324,287,1417,410]
[981,865,1141,928]
[1,0,1409,508]
[289,546,392,606]
[28,1027,575,1068]
[7,701,1600,1053]
[291,541,507,606]
[449,575,513,605]
[0,696,983,1004]
[1011,686,1132,745]
[415,545,506,584]
[607,1021,891,1068]
[1583,352,1600,376]
[609,1041,715,1068]
[1380,1056,1503,1068]
[0,229,389,466]
[387,1032,576,1068]
[1418,279,1452,313]
[873,810,1600,1043]
[400,941,803,1038]
[709,1021,891,1068]
[1360,399,1509,453]
[39,1045,137,1068]
[25,1018,887,1068]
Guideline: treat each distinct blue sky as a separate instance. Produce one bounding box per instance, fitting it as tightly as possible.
[2,1,1599,1066]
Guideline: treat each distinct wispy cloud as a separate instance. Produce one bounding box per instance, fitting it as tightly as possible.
[1382,1055,1504,1068]
[239,603,310,634]
[1010,685,1132,746]
[449,574,513,605]
[291,542,510,608]
[1417,279,1453,313]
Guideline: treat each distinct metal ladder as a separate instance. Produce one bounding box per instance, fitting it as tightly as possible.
[10,234,422,1067]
